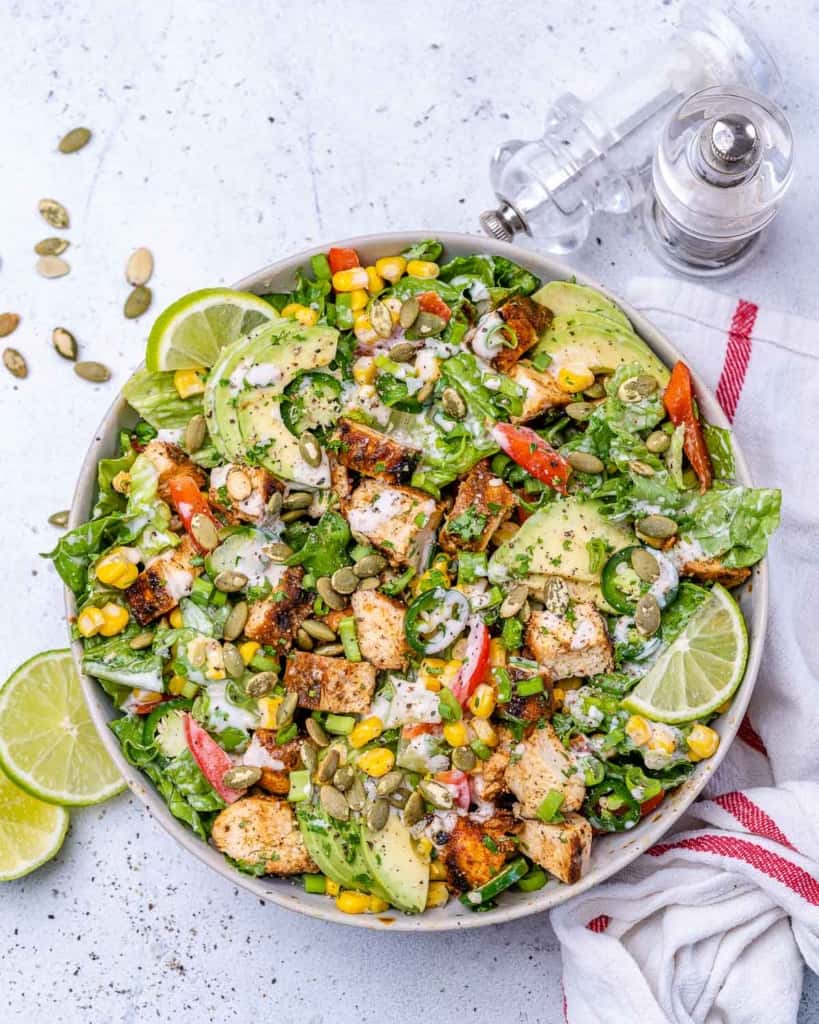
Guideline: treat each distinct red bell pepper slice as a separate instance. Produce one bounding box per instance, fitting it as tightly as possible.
[402,722,440,740]
[449,620,490,705]
[491,423,571,495]
[167,473,219,552]
[417,291,452,322]
[327,247,360,274]
[639,790,665,817]
[663,361,713,493]
[182,713,244,804]
[435,769,471,810]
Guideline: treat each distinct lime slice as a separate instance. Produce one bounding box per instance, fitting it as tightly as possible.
[0,650,125,806]
[145,288,278,371]
[622,584,748,724]
[0,765,69,880]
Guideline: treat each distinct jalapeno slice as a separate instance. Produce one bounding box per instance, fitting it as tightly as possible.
[281,371,342,438]
[404,587,470,654]
[142,698,192,749]
[600,546,641,614]
[459,856,529,908]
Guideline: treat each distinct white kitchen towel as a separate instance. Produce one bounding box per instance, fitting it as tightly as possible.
[551,277,819,1024]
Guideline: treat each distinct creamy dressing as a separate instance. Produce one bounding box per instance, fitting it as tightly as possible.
[164,564,194,601]
[666,537,706,570]
[469,311,504,361]
[155,427,185,445]
[206,681,258,732]
[243,733,284,770]
[346,488,407,533]
[210,464,267,521]
[377,675,441,729]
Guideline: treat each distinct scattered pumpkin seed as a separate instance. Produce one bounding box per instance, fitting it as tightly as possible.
[226,467,252,501]
[48,509,70,527]
[281,509,306,524]
[190,512,218,550]
[222,765,261,790]
[112,471,130,495]
[646,430,671,454]
[500,583,529,619]
[58,127,92,154]
[282,491,312,511]
[333,765,355,792]
[184,413,207,453]
[629,459,655,477]
[636,514,678,539]
[36,255,70,279]
[317,576,347,610]
[452,746,477,772]
[223,600,248,641]
[276,690,299,728]
[222,642,245,680]
[38,198,69,229]
[306,718,329,748]
[418,779,453,810]
[353,553,387,577]
[389,341,417,363]
[375,770,404,797]
[635,592,661,636]
[518,598,531,622]
[313,642,344,657]
[618,374,658,403]
[565,401,596,421]
[441,387,467,420]
[300,741,318,773]
[331,566,358,595]
[366,798,390,832]
[245,670,276,698]
[213,570,248,593]
[370,299,392,339]
[415,380,435,404]
[296,628,314,651]
[568,451,605,474]
[402,790,426,827]
[299,431,322,467]
[75,361,111,383]
[124,285,152,319]
[317,748,340,783]
[0,313,20,338]
[412,311,446,337]
[358,576,381,590]
[301,619,337,642]
[126,247,154,286]
[34,237,69,257]
[631,548,660,583]
[347,776,366,812]
[3,348,27,378]
[542,576,570,615]
[52,327,78,361]
[128,631,154,651]
[265,541,293,563]
[399,297,419,329]
[387,788,409,809]
[320,784,349,821]
[266,491,283,516]
[583,380,606,399]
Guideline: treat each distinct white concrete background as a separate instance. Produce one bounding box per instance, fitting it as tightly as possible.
[1,0,817,1020]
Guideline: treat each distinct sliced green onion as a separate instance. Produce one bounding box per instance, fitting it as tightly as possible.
[276,722,298,745]
[324,713,356,735]
[438,687,462,722]
[311,253,331,280]
[492,667,513,703]
[303,873,327,894]
[190,576,214,605]
[210,589,228,608]
[516,676,545,697]
[536,789,565,823]
[250,652,279,673]
[288,769,312,803]
[338,617,362,662]
[516,867,548,893]
[470,738,492,761]
[501,617,523,650]
[180,680,199,700]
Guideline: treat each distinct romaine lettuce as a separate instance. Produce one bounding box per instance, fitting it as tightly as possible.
[123,367,203,430]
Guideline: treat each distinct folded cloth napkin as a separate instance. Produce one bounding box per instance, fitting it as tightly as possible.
[551,277,819,1024]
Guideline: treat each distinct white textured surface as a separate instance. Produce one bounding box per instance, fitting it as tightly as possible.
[1,1,817,1020]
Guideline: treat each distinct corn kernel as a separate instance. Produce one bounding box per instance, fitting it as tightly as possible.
[257,696,283,729]
[239,641,260,665]
[77,606,106,638]
[626,714,652,747]
[443,721,469,748]
[557,364,595,394]
[356,747,395,777]
[432,553,451,576]
[349,715,384,749]
[367,895,390,913]
[95,548,139,589]
[168,674,188,696]
[415,836,433,859]
[440,659,463,691]
[336,890,371,914]
[426,881,449,908]
[169,608,184,629]
[332,267,369,292]
[687,723,719,760]
[353,314,378,345]
[365,266,385,293]
[352,356,377,385]
[325,878,340,897]
[467,683,496,720]
[406,259,440,280]
[173,368,206,399]
[552,687,565,709]
[418,657,445,692]
[472,718,498,747]
[349,288,369,311]
[375,256,406,283]
[429,858,448,881]
[648,726,677,755]
[281,302,319,327]
[489,638,507,669]
[383,296,402,323]
[99,602,130,637]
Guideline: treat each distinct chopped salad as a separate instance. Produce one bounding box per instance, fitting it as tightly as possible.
[51,240,781,915]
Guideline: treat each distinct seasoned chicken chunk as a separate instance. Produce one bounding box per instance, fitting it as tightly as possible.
[209,462,281,525]
[332,417,420,484]
[141,440,205,501]
[518,813,592,885]
[211,795,316,875]
[504,722,585,817]
[350,590,408,670]
[526,603,613,681]
[508,363,573,423]
[125,535,201,625]
[244,732,303,796]
[346,479,443,569]
[438,816,509,893]
[472,727,514,802]
[493,295,553,374]
[679,557,751,589]
[283,651,377,713]
[244,568,312,650]
[439,460,517,554]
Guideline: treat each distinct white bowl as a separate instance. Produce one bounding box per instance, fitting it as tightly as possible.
[67,231,767,931]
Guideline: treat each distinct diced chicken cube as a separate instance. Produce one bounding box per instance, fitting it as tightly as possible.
[472,727,514,801]
[493,295,553,374]
[350,590,408,670]
[141,440,205,501]
[125,535,201,625]
[346,479,443,569]
[504,722,585,817]
[243,732,303,796]
[508,363,573,423]
[332,417,420,484]
[244,568,312,650]
[438,812,518,893]
[680,557,751,589]
[211,795,316,875]
[518,813,592,884]
[526,603,613,681]
[209,462,281,525]
[283,651,377,714]
[439,459,517,554]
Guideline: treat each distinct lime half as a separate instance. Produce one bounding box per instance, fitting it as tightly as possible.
[0,650,125,806]
[622,584,749,724]
[145,288,278,371]
[0,765,69,880]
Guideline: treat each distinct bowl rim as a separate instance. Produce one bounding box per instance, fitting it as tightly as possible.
[66,230,768,931]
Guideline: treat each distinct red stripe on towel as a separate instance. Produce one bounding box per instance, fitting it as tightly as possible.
[738,714,768,757]
[715,299,758,422]
[586,914,611,933]
[713,792,795,851]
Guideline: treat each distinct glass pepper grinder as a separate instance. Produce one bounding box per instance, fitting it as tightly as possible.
[480,0,781,254]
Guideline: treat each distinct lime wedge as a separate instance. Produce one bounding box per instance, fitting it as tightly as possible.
[0,765,69,881]
[0,650,125,806]
[145,288,278,371]
[622,584,748,724]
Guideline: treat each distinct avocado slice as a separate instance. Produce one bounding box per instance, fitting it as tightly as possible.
[532,280,630,330]
[361,814,429,914]
[297,804,390,901]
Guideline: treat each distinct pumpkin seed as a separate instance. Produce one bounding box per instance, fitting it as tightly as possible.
[542,576,570,615]
[402,790,426,827]
[296,628,314,651]
[373,771,402,797]
[418,779,453,810]
[225,467,252,501]
[38,198,69,229]
[317,748,340,783]
[320,784,349,821]
[36,255,70,278]
[51,327,78,361]
[306,718,329,747]
[300,741,318,773]
[331,566,358,595]
[389,341,417,363]
[34,237,69,257]
[223,600,248,641]
[299,431,322,467]
[281,509,306,524]
[412,311,446,337]
[4,348,28,378]
[583,380,606,399]
[313,642,344,657]
[347,776,367,811]
[58,127,92,154]
[452,746,477,772]
[283,491,312,510]
[301,619,337,642]
[358,576,381,590]
[222,765,261,790]
[441,387,467,420]
[500,583,529,619]
[126,247,154,286]
[399,297,419,329]
[245,670,276,698]
[353,553,387,577]
[276,690,299,728]
[631,548,660,583]
[316,576,347,610]
[128,631,154,651]
[635,592,661,636]
[0,313,20,338]
[518,598,531,622]
[629,459,655,477]
[415,380,434,404]
[213,570,248,593]
[646,430,671,454]
[370,299,393,339]
[222,642,245,680]
[565,401,596,421]
[124,285,152,319]
[184,413,207,453]
[333,765,355,792]
[74,360,111,383]
[187,639,208,669]
[265,541,293,563]
[189,512,218,551]
[387,788,409,808]
[266,491,283,516]
[366,798,390,831]
[636,514,678,539]
[568,451,605,474]
[48,509,70,527]
[618,374,658,403]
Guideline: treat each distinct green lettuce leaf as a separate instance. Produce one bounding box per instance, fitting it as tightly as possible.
[687,486,781,568]
[704,425,736,479]
[163,748,225,813]
[43,514,126,597]
[401,239,443,261]
[82,633,165,692]
[123,368,203,431]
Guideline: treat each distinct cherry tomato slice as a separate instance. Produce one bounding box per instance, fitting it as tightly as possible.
[663,361,713,493]
[435,768,471,810]
[491,423,571,495]
[327,247,361,274]
[417,291,452,322]
[167,474,219,552]
[183,713,244,804]
[449,620,490,705]
[640,791,665,817]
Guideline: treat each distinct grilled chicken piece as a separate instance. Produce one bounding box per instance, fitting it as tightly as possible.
[472,727,514,802]
[346,479,443,569]
[332,417,420,484]
[211,796,316,874]
[283,651,377,714]
[505,690,552,733]
[507,363,573,423]
[208,462,281,525]
[329,456,353,506]
[350,590,408,670]
[438,816,507,893]
[526,603,613,681]
[518,813,592,885]
[504,723,585,817]
[492,295,553,374]
[125,535,201,625]
[438,459,517,554]
[679,557,751,589]
[245,732,303,796]
[244,568,312,650]
[141,440,206,501]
